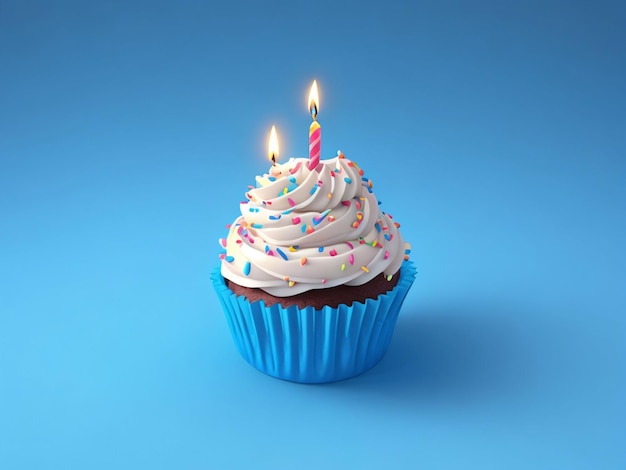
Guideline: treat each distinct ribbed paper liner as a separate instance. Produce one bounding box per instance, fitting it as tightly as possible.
[211,261,416,383]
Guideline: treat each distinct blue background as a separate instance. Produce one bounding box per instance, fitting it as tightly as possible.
[1,0,625,468]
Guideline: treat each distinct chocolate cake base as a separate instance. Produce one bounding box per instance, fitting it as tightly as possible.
[226,272,400,310]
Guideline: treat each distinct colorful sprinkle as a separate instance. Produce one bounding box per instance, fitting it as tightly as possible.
[375,223,382,232]
[394,222,401,228]
[219,238,227,247]
[349,254,354,265]
[329,249,337,257]
[345,241,354,249]
[344,177,352,184]
[251,223,263,228]
[288,197,296,207]
[341,263,346,271]
[310,186,317,195]
[289,245,298,252]
[275,247,288,260]
[269,214,281,220]
[318,246,324,252]
[361,265,370,273]
[300,257,307,266]
[288,281,295,287]
[341,200,351,207]
[289,162,301,174]
[306,225,315,234]
[313,209,331,226]
[225,255,234,263]
[384,250,390,260]
[322,278,327,284]
[384,233,392,241]
[327,192,333,199]
[292,216,301,224]
[243,262,251,276]
[327,216,335,222]
[386,274,393,281]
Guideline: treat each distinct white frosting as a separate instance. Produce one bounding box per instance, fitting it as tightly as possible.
[220,156,407,296]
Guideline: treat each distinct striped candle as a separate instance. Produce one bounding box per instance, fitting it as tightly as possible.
[308,120,321,170]
[307,80,321,170]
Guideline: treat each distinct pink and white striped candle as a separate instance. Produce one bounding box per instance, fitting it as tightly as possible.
[307,80,321,170]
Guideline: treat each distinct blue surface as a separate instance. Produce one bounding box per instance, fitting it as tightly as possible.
[1,1,625,468]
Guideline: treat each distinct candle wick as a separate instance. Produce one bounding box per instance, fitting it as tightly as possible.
[310,104,318,120]
[271,154,276,166]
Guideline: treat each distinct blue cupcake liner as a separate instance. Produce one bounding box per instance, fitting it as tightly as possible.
[211,260,416,383]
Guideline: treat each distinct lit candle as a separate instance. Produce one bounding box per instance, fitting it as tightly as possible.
[268,125,279,166]
[307,80,321,170]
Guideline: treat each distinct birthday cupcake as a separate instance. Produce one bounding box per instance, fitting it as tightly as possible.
[212,150,416,383]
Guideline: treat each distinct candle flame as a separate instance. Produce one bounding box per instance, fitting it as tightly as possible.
[308,80,319,119]
[268,125,279,165]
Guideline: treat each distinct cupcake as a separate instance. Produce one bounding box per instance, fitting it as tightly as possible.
[212,152,416,383]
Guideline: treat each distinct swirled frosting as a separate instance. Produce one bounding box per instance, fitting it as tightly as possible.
[219,154,408,296]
